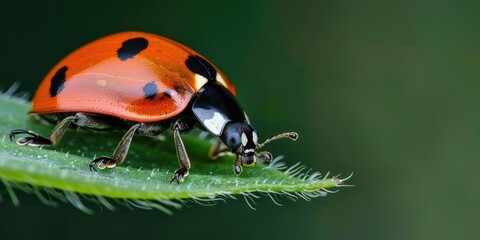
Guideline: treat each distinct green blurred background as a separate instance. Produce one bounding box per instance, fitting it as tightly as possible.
[1,1,478,239]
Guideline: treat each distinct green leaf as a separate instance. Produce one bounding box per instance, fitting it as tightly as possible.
[0,92,349,213]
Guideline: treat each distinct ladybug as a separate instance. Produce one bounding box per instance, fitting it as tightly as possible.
[9,32,298,183]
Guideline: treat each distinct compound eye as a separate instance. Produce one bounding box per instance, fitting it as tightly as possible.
[226,132,240,148]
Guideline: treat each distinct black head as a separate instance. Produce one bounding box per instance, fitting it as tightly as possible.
[220,121,258,166]
[219,121,299,175]
[191,81,299,175]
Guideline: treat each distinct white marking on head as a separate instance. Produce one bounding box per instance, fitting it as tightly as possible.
[252,132,258,145]
[244,149,255,153]
[195,74,208,90]
[216,73,228,87]
[241,133,248,147]
[203,112,227,136]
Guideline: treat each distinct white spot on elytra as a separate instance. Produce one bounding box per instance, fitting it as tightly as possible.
[195,74,208,90]
[204,112,227,135]
[96,79,107,87]
[216,73,228,87]
[241,133,248,147]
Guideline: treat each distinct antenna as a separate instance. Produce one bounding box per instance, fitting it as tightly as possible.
[256,132,298,149]
[255,132,298,162]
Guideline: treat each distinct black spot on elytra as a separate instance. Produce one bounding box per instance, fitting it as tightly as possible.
[185,55,217,81]
[143,82,158,99]
[117,37,148,61]
[49,66,68,97]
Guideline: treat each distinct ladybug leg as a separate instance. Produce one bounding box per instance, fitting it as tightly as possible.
[10,115,77,146]
[170,119,194,184]
[9,130,52,146]
[89,123,141,172]
[233,158,243,175]
[208,138,231,159]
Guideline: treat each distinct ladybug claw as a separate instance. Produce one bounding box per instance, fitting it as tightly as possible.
[10,129,34,141]
[89,156,116,172]
[169,177,178,184]
[89,164,97,172]
[170,167,189,184]
[9,132,15,142]
[9,129,51,146]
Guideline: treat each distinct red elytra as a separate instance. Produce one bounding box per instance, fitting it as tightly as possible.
[32,31,236,122]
